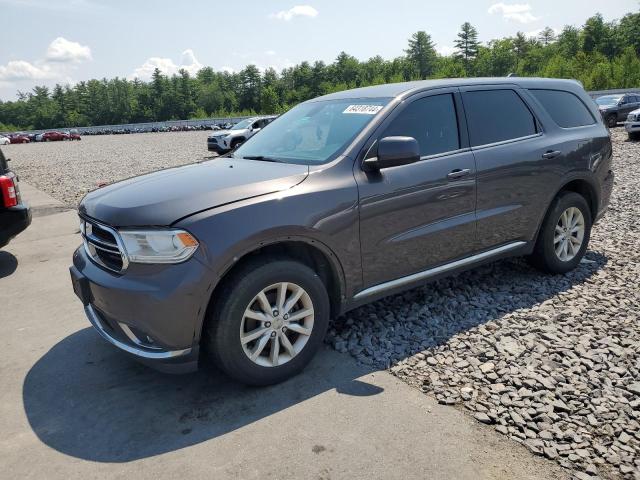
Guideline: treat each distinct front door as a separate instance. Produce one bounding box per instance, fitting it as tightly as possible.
[355,90,477,289]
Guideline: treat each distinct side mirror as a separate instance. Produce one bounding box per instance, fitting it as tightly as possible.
[252,127,261,133]
[363,136,420,171]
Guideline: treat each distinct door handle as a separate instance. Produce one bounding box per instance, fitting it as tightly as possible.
[447,168,471,180]
[542,150,562,159]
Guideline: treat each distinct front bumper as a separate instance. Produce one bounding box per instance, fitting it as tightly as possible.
[0,203,32,247]
[70,245,214,373]
[624,121,640,133]
[207,140,228,153]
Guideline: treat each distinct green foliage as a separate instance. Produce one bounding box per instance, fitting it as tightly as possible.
[2,10,640,130]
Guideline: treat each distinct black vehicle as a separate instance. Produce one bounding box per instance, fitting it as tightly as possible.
[70,77,613,385]
[596,93,640,127]
[0,148,31,248]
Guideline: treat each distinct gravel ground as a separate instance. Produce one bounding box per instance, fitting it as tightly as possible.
[4,129,639,478]
[3,131,212,207]
[328,129,640,480]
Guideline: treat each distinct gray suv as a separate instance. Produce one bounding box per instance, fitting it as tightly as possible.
[596,92,640,127]
[70,78,614,385]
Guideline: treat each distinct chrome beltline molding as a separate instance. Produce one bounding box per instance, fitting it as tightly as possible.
[354,241,526,300]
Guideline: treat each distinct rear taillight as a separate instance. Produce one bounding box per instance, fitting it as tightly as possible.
[0,175,18,207]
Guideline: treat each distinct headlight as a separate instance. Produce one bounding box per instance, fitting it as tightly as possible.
[118,229,199,264]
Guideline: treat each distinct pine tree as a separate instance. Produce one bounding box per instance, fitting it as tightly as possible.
[454,22,480,73]
[538,27,556,46]
[405,31,437,79]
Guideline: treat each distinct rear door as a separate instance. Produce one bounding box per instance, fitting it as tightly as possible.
[619,95,639,120]
[460,85,555,250]
[355,89,478,288]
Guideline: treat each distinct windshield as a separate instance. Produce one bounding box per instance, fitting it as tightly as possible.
[596,95,621,106]
[231,119,253,130]
[234,98,390,164]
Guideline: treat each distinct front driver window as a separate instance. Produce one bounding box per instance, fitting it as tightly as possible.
[382,94,460,157]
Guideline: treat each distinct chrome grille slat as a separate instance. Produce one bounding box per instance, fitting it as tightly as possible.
[80,216,128,273]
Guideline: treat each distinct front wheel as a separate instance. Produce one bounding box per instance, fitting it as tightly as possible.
[607,114,617,128]
[529,191,592,274]
[204,259,330,385]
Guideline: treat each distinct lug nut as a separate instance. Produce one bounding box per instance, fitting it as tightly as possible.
[272,310,279,317]
[282,326,287,333]
[270,331,276,338]
[265,321,271,327]
[283,314,289,320]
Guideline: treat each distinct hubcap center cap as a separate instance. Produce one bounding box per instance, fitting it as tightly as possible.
[271,317,284,330]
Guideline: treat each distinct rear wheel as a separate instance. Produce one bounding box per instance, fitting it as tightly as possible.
[205,259,330,385]
[529,191,592,274]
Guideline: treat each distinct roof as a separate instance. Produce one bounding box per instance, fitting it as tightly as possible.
[309,77,585,102]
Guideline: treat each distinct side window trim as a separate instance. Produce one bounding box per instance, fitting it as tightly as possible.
[460,87,542,148]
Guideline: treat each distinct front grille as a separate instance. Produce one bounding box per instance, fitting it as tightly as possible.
[80,217,128,273]
[628,114,638,122]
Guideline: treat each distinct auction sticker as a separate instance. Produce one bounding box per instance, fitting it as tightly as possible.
[343,104,383,115]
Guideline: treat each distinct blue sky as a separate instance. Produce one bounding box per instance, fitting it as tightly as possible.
[0,0,637,100]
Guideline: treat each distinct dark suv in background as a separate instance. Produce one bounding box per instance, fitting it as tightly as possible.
[71,78,613,385]
[596,92,640,127]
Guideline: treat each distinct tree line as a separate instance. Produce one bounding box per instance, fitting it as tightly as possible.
[1,11,640,131]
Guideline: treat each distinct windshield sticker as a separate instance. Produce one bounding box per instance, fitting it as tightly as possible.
[343,104,383,115]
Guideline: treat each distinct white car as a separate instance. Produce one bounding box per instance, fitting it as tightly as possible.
[0,136,9,145]
[624,108,640,140]
[207,116,278,154]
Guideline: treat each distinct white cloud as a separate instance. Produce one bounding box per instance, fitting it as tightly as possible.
[488,2,539,24]
[437,45,456,56]
[45,37,92,63]
[265,50,277,56]
[0,60,53,81]
[269,5,318,21]
[130,49,203,80]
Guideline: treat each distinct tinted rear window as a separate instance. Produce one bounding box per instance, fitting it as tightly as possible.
[382,94,460,157]
[463,89,537,146]
[529,89,595,128]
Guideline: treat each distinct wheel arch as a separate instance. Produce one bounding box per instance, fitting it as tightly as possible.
[533,176,599,246]
[197,236,346,346]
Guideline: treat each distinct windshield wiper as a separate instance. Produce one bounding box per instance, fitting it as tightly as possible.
[241,155,282,162]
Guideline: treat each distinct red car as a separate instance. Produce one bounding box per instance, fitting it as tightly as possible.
[41,131,69,142]
[68,132,81,141]
[9,135,30,144]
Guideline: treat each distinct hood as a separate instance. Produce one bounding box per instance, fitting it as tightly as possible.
[209,130,231,137]
[79,158,309,227]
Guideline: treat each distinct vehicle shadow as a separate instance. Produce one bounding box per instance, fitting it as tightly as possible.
[22,251,607,463]
[0,250,18,278]
[22,333,382,463]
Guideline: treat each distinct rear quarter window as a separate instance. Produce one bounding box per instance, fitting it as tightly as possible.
[529,89,595,128]
[462,89,537,147]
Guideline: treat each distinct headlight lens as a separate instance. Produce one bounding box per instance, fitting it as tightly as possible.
[118,229,199,264]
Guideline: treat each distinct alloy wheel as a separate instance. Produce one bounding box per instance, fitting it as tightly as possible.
[240,282,314,367]
[554,206,585,262]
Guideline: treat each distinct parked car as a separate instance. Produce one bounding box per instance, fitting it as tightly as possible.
[67,132,81,141]
[9,134,30,144]
[0,148,31,248]
[70,78,613,385]
[207,116,277,154]
[41,131,69,142]
[624,108,640,140]
[0,136,9,145]
[595,93,640,128]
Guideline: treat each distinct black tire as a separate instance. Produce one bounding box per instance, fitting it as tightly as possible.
[607,114,617,128]
[629,131,640,141]
[529,191,592,274]
[204,258,330,386]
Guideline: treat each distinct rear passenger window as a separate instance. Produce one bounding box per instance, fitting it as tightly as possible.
[529,89,595,128]
[462,89,537,146]
[382,94,459,157]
